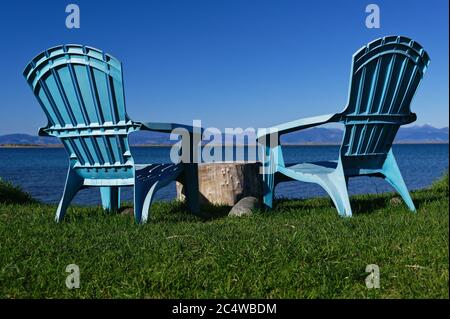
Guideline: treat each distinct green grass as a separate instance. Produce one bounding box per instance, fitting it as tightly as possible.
[0,175,448,299]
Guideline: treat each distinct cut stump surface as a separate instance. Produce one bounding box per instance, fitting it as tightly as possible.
[177,162,262,206]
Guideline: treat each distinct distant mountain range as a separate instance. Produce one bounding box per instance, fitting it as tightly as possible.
[281,124,449,145]
[0,125,448,146]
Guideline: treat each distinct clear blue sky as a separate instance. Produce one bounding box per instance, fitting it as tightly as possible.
[0,0,448,135]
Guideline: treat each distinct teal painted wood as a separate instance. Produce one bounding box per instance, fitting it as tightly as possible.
[257,36,430,216]
[23,45,200,223]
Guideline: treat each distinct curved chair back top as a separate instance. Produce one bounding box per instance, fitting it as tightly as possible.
[24,45,138,179]
[339,36,430,165]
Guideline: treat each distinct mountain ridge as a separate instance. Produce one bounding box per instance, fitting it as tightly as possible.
[0,125,448,146]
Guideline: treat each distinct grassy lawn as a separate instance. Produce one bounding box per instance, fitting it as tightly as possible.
[0,175,448,299]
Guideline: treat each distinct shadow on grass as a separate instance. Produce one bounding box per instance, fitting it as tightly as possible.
[269,173,449,216]
[0,178,37,205]
[156,202,231,223]
[42,200,231,224]
[15,173,448,224]
[65,186,445,224]
[273,193,413,216]
[198,173,448,219]
[116,201,231,224]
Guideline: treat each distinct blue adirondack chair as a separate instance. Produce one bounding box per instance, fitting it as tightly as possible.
[23,45,201,224]
[257,36,430,216]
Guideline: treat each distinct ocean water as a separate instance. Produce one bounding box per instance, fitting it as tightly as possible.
[0,144,447,206]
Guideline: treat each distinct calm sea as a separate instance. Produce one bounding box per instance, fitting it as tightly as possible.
[0,144,447,205]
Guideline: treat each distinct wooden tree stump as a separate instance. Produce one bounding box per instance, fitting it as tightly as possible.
[177,162,262,206]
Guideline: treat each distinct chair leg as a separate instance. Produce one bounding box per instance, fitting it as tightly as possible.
[55,169,84,222]
[381,150,416,212]
[316,171,352,217]
[261,145,277,209]
[134,179,159,224]
[262,173,275,209]
[100,186,120,212]
[182,163,200,214]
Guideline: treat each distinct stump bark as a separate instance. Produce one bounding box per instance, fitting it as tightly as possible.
[177,162,262,206]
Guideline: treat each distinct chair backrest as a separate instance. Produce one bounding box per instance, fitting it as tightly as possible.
[339,36,430,167]
[24,45,138,179]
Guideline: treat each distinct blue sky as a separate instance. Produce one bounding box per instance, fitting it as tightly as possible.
[0,0,448,135]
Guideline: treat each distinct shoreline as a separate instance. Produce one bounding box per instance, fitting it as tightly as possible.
[1,141,449,148]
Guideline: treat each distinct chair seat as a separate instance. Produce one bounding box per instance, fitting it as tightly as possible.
[135,163,184,184]
[284,161,338,175]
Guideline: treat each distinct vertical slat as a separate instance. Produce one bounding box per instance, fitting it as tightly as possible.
[50,68,78,126]
[352,125,364,154]
[392,61,415,114]
[356,124,369,155]
[116,135,129,164]
[38,79,66,126]
[95,136,111,164]
[363,125,377,154]
[359,61,377,114]
[73,65,100,124]
[37,88,58,126]
[367,57,382,114]
[80,137,96,165]
[346,71,362,114]
[67,64,91,126]
[340,128,351,156]
[375,54,395,114]
[108,136,121,164]
[381,55,402,113]
[57,64,86,125]
[402,73,421,114]
[111,78,126,122]
[102,136,116,164]
[61,139,76,161]
[84,137,104,165]
[68,137,91,166]
[65,138,85,165]
[86,65,105,124]
[107,76,118,124]
[387,57,408,114]
[348,125,360,155]
[383,126,398,152]
[104,58,119,124]
[43,74,74,125]
[343,128,351,156]
[354,67,367,115]
[80,138,94,166]
[397,65,419,114]
[92,68,113,123]
[371,125,387,154]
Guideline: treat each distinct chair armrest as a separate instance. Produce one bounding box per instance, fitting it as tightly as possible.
[257,113,341,140]
[137,121,203,163]
[137,122,204,134]
[38,126,52,137]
